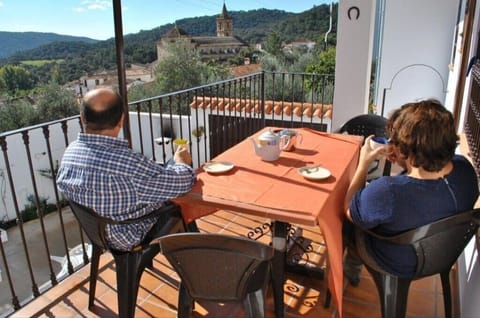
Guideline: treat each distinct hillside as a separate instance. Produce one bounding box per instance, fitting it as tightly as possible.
[0,4,337,84]
[0,31,98,59]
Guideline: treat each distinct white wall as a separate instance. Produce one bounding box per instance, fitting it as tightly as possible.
[128,112,208,169]
[0,121,79,222]
[332,0,377,130]
[375,0,457,117]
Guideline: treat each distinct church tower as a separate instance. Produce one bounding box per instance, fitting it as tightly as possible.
[216,2,233,37]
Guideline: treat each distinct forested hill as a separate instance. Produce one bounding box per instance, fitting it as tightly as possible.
[1,4,337,84]
[0,31,98,59]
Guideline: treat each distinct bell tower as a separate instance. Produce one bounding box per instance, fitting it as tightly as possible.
[216,2,232,37]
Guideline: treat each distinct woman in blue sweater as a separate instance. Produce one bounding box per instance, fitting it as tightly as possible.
[343,99,479,285]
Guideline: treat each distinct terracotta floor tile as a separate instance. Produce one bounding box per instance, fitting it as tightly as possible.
[410,275,439,291]
[407,288,437,318]
[435,293,447,318]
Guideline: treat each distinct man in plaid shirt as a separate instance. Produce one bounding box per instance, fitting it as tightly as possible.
[57,87,196,251]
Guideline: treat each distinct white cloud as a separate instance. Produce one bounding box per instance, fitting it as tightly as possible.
[0,1,4,7]
[74,0,111,13]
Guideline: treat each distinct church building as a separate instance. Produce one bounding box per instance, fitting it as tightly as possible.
[156,3,249,62]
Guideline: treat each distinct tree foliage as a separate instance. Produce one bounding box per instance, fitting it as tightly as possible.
[35,83,79,123]
[154,40,230,94]
[0,65,35,95]
[0,99,38,132]
[264,32,283,56]
[260,50,316,102]
[306,46,336,76]
[0,84,78,133]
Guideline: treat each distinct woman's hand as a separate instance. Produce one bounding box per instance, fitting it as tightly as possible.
[358,135,388,170]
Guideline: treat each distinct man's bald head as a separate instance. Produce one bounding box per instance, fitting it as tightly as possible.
[81,88,124,133]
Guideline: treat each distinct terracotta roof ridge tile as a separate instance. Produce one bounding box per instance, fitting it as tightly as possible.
[189,96,333,119]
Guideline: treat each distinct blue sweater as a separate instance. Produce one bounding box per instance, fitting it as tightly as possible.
[350,155,479,277]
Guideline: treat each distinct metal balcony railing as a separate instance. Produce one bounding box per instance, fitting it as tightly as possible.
[0,70,334,317]
[465,63,480,181]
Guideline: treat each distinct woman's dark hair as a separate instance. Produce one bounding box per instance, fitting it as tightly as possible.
[81,90,124,131]
[386,99,458,172]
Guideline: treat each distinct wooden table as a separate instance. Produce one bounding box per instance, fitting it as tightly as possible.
[174,127,362,317]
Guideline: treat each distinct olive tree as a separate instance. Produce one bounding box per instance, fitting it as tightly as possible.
[35,83,79,123]
[0,99,37,133]
[154,39,229,94]
[0,65,35,95]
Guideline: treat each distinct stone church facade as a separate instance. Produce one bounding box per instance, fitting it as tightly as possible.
[156,3,249,62]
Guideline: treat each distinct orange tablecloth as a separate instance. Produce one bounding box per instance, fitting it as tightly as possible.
[174,127,361,316]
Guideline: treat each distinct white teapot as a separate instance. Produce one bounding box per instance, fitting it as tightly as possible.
[250,129,290,161]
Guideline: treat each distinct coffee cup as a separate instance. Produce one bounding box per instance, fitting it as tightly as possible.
[279,129,303,151]
[369,136,388,150]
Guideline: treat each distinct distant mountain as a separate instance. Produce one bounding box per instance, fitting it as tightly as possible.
[0,31,99,59]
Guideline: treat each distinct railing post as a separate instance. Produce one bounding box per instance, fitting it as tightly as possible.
[0,136,20,310]
[42,126,73,275]
[260,71,266,127]
[21,131,57,287]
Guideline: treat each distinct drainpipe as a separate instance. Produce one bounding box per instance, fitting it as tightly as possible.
[324,2,333,50]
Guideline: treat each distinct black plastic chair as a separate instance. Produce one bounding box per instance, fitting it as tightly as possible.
[68,200,186,318]
[354,208,480,318]
[337,113,391,178]
[157,233,275,318]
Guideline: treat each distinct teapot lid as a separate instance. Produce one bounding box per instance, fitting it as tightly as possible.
[259,130,278,140]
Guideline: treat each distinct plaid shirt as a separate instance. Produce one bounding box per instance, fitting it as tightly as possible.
[57,133,196,251]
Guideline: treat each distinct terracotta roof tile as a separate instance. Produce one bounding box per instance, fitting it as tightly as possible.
[190,96,332,119]
[229,64,262,77]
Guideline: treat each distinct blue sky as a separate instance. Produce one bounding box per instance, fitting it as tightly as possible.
[0,0,331,40]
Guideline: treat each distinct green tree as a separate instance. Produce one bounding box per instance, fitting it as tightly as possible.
[154,40,207,93]
[264,32,283,56]
[305,46,336,75]
[0,65,35,95]
[50,64,65,84]
[154,40,230,94]
[35,83,78,123]
[305,46,336,98]
[0,99,37,132]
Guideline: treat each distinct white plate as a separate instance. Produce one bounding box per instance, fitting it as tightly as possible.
[298,166,331,180]
[203,161,234,174]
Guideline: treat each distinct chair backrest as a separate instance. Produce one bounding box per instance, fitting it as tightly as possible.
[338,114,391,177]
[357,208,480,278]
[158,233,274,302]
[68,200,118,251]
[338,114,388,138]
